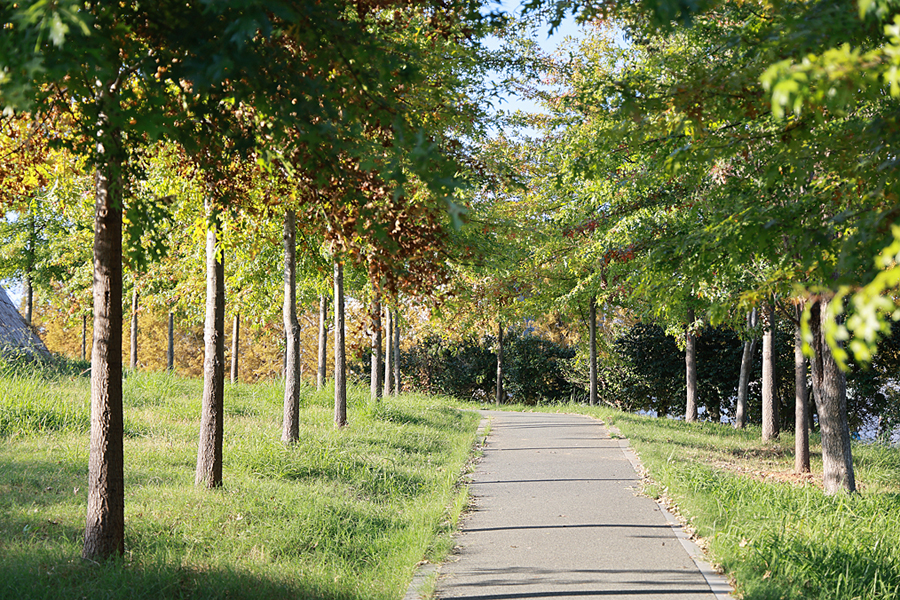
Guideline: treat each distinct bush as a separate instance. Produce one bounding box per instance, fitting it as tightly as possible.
[401,328,574,405]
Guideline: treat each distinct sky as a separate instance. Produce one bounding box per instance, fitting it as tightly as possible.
[484,0,588,121]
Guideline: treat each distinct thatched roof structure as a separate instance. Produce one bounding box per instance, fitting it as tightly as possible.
[0,285,50,358]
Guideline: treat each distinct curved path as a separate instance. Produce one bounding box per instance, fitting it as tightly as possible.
[431,410,732,600]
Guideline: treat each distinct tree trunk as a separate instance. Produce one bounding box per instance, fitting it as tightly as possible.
[383,307,393,396]
[196,203,225,488]
[370,294,383,402]
[230,314,240,384]
[809,299,856,494]
[794,303,810,474]
[685,307,698,422]
[589,296,597,406]
[495,319,504,405]
[24,273,33,327]
[762,301,779,440]
[82,314,88,362]
[83,167,124,561]
[24,210,34,326]
[334,261,347,428]
[167,312,174,371]
[282,210,301,443]
[129,288,138,370]
[393,313,400,396]
[734,308,758,429]
[317,294,328,391]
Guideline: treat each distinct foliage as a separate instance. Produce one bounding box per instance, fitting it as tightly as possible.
[401,327,574,404]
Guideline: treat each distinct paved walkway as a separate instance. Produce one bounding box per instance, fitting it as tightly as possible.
[432,410,731,600]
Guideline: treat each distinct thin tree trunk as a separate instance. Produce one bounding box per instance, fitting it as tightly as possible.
[230,313,240,384]
[762,301,779,440]
[809,299,856,494]
[734,308,758,429]
[589,296,597,406]
[82,314,88,362]
[196,203,225,488]
[282,210,301,443]
[495,319,504,405]
[129,288,138,370]
[24,210,34,326]
[370,295,383,402]
[167,312,174,371]
[393,313,400,396]
[24,273,33,326]
[83,167,124,561]
[317,294,328,390]
[383,307,393,396]
[334,261,347,428]
[685,307,698,423]
[794,303,810,474]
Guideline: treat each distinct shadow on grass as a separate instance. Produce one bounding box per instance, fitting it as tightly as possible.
[0,553,354,600]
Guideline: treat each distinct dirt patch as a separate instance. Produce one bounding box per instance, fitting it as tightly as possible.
[713,460,822,488]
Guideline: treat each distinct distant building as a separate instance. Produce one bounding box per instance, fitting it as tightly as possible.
[0,285,50,358]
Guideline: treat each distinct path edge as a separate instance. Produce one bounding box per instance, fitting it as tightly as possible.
[403,412,491,600]
[605,422,736,600]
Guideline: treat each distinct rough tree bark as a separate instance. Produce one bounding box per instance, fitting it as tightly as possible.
[167,312,174,371]
[231,313,239,384]
[685,307,698,422]
[809,299,856,494]
[495,319,504,406]
[196,202,225,488]
[129,289,138,370]
[334,261,347,428]
[317,294,328,390]
[589,296,597,406]
[370,294,383,402]
[83,167,125,561]
[383,307,393,396]
[734,308,758,429]
[794,302,810,474]
[282,210,301,443]
[393,313,400,396]
[762,301,779,440]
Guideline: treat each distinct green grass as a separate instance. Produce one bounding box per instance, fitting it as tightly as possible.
[0,368,480,600]
[510,402,900,600]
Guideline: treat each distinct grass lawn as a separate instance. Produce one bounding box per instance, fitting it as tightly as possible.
[0,364,480,600]
[512,402,900,600]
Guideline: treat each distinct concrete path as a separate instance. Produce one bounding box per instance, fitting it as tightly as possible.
[432,410,730,600]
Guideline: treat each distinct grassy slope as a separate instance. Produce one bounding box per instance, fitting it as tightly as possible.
[0,368,480,600]
[514,403,900,600]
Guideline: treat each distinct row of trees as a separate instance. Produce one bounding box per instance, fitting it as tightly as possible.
[0,0,512,561]
[421,0,900,496]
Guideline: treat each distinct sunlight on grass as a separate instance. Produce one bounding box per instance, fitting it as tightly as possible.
[0,368,479,600]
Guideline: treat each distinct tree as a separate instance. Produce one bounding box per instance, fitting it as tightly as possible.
[734,309,759,429]
[196,199,225,488]
[762,301,778,440]
[334,260,347,428]
[282,209,301,443]
[317,294,328,390]
[370,293,383,402]
[793,302,810,473]
[684,308,698,422]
